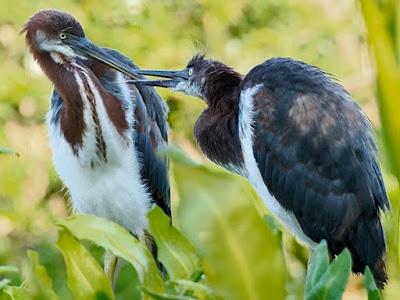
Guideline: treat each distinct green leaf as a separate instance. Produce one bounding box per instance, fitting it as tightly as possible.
[27,250,59,300]
[0,146,18,157]
[56,229,114,300]
[364,267,383,300]
[305,240,329,294]
[57,214,164,295]
[171,150,286,300]
[142,287,196,300]
[148,206,201,280]
[3,286,30,300]
[306,249,351,300]
[0,266,18,276]
[168,279,216,299]
[0,280,10,291]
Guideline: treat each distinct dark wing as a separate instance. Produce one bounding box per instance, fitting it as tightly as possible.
[102,48,171,216]
[242,58,389,283]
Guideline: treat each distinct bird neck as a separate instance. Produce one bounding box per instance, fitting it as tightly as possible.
[205,67,243,113]
[194,68,244,170]
[36,52,128,154]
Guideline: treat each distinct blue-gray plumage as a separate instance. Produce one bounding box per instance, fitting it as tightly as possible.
[133,55,390,288]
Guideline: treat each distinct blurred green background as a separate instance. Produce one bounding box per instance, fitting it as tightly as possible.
[0,0,399,299]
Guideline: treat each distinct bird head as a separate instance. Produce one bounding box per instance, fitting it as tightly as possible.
[133,55,242,102]
[22,9,140,78]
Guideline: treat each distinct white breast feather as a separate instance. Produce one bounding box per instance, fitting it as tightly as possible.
[239,85,316,248]
[47,69,151,236]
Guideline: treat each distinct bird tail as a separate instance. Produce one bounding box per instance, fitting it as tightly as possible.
[346,215,387,288]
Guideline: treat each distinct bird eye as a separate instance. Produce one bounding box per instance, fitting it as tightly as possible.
[188,68,193,76]
[59,32,67,40]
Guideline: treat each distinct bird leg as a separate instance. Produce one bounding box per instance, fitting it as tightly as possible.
[104,250,118,283]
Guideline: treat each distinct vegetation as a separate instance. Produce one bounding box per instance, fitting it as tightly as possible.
[0,0,399,299]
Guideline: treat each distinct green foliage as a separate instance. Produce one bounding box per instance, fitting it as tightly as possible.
[364,267,383,300]
[26,251,58,300]
[360,0,400,181]
[305,241,351,300]
[0,266,18,295]
[2,286,30,300]
[168,280,215,299]
[171,148,286,300]
[1,0,400,299]
[57,215,164,296]
[360,2,400,299]
[148,206,201,280]
[57,230,113,300]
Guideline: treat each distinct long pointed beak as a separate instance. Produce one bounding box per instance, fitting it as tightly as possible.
[63,36,141,80]
[130,79,182,88]
[131,69,189,88]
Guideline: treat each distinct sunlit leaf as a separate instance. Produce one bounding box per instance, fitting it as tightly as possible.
[27,251,58,300]
[57,214,164,296]
[148,206,201,280]
[3,286,30,300]
[56,229,114,300]
[364,267,383,300]
[170,148,286,300]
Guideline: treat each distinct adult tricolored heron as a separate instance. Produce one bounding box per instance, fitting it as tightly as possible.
[132,55,389,287]
[22,10,170,280]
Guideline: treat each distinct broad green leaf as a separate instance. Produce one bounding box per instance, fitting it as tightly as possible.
[148,206,201,280]
[27,251,58,300]
[306,249,351,300]
[57,214,164,295]
[305,240,329,294]
[3,286,30,300]
[56,229,114,300]
[170,148,286,300]
[364,267,383,300]
[0,146,18,157]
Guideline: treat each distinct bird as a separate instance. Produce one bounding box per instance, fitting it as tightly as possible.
[22,9,170,280]
[131,55,390,287]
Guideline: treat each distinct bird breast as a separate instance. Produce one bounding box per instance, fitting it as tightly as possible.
[47,70,152,235]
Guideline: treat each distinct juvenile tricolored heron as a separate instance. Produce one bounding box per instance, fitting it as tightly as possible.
[22,10,170,280]
[133,55,389,287]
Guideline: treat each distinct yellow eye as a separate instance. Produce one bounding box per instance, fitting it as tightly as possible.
[59,32,67,40]
[188,68,193,76]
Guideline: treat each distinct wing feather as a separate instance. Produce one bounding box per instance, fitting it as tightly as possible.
[101,48,170,216]
[242,58,389,247]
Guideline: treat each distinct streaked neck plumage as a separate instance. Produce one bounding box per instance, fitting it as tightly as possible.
[33,49,128,155]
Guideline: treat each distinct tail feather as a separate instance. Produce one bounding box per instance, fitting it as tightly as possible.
[345,215,387,288]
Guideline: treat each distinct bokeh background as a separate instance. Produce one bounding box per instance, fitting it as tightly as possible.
[0,0,399,299]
